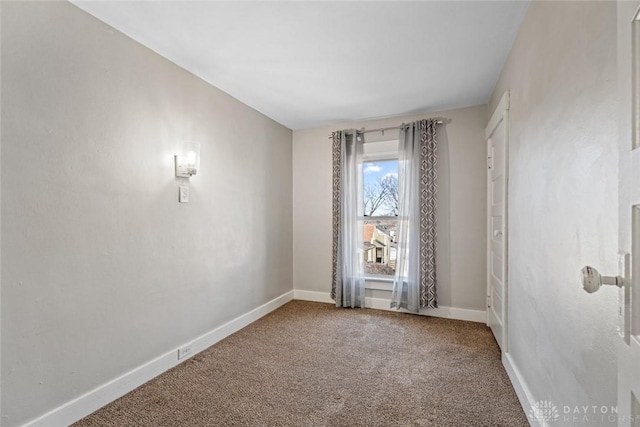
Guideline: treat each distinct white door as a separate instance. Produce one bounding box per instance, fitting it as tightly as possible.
[618,3,640,425]
[486,92,509,351]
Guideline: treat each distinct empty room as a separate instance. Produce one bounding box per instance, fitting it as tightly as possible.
[1,0,638,426]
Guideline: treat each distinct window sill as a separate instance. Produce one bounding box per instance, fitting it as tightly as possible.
[364,277,394,291]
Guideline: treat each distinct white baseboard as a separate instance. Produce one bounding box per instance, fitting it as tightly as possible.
[292,289,335,304]
[293,290,486,323]
[23,291,294,427]
[366,296,487,323]
[502,352,536,427]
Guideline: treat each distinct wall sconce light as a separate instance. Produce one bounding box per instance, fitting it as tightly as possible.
[175,143,201,178]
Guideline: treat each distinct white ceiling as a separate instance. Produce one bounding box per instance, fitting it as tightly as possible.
[72,1,529,130]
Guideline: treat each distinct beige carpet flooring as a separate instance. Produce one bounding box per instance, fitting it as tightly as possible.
[75,301,528,426]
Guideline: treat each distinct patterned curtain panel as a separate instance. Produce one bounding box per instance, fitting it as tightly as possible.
[420,119,438,309]
[390,119,438,311]
[331,131,342,302]
[331,130,366,307]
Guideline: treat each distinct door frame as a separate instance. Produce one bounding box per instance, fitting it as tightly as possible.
[618,2,640,423]
[486,91,510,352]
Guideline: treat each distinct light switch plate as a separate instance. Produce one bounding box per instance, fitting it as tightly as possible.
[179,185,189,203]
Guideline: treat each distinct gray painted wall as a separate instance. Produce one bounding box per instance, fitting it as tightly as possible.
[489,0,619,415]
[1,2,292,425]
[292,105,488,311]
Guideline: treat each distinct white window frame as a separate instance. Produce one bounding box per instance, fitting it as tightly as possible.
[360,140,399,288]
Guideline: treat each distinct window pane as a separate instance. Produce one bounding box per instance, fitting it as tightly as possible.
[363,160,398,217]
[363,219,397,276]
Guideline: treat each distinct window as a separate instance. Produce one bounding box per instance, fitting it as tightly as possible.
[361,155,398,277]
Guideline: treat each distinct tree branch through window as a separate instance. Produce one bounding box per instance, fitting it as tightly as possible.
[364,174,398,216]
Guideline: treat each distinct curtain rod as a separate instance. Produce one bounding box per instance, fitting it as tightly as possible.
[327,118,445,139]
